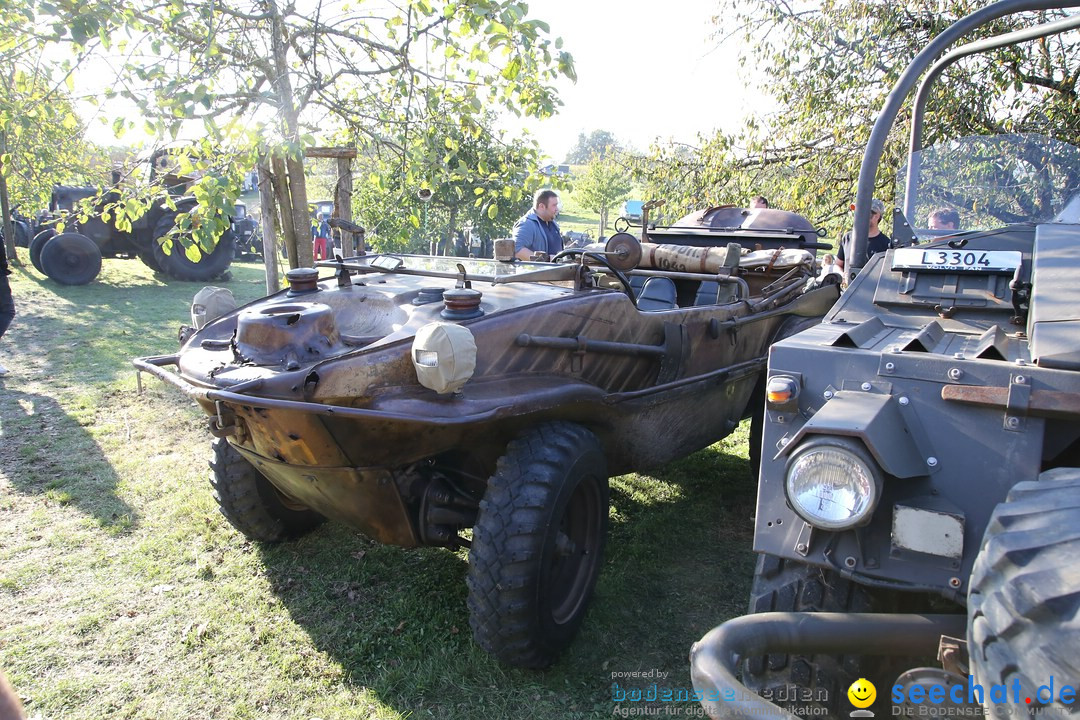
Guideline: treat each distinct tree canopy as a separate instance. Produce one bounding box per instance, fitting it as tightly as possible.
[16,0,574,265]
[565,129,620,164]
[628,1,1080,239]
[572,154,632,236]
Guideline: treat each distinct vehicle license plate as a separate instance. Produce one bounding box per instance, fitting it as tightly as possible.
[892,248,1021,273]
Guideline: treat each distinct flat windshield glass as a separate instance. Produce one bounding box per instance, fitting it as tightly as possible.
[897,133,1080,241]
[351,254,555,280]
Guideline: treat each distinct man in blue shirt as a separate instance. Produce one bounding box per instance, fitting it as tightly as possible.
[513,189,562,261]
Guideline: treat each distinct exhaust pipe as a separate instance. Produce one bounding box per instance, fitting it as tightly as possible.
[689,612,967,720]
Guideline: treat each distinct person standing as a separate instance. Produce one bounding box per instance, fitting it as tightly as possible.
[513,189,562,261]
[312,213,331,261]
[928,207,960,231]
[836,198,891,272]
[0,231,14,376]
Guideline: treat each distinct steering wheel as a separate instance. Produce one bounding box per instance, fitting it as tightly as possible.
[551,248,635,299]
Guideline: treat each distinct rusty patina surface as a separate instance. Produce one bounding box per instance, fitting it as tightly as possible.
[137,229,838,548]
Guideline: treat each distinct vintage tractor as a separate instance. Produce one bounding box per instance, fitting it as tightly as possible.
[29,151,236,285]
[135,207,840,668]
[691,2,1080,718]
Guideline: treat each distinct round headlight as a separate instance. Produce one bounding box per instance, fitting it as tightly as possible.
[785,438,880,530]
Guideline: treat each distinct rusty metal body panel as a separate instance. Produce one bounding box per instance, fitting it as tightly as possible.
[137,235,839,548]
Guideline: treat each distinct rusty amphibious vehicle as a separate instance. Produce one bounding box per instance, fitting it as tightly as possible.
[135,209,840,667]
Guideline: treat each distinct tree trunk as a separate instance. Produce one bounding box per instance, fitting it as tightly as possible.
[267,0,313,268]
[446,206,458,257]
[256,157,281,294]
[0,131,18,265]
[334,156,356,255]
[285,152,313,267]
[270,154,299,270]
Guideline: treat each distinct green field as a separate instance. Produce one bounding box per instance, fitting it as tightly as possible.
[0,252,759,719]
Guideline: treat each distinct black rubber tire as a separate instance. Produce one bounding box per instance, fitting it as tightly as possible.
[151,212,236,282]
[136,247,164,273]
[746,376,766,479]
[968,468,1080,718]
[30,229,56,273]
[742,555,876,713]
[208,438,325,542]
[39,232,102,285]
[467,421,609,668]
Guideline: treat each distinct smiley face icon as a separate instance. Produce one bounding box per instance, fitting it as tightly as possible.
[848,678,876,709]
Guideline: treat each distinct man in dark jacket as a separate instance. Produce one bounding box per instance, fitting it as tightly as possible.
[836,197,891,273]
[513,189,562,261]
[0,237,13,376]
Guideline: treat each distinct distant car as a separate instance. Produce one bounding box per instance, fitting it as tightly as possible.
[620,200,644,222]
[310,200,335,219]
[539,164,571,178]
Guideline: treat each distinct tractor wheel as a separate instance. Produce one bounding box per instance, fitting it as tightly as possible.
[136,247,164,273]
[742,555,877,714]
[39,232,102,285]
[208,438,325,542]
[30,229,56,273]
[151,212,236,282]
[467,421,609,668]
[968,468,1080,719]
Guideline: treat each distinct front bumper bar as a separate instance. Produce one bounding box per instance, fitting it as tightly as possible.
[689,611,967,720]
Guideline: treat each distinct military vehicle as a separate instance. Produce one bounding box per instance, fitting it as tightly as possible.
[29,152,236,285]
[691,2,1080,718]
[135,207,839,667]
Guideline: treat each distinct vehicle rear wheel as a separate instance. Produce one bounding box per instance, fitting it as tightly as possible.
[152,212,236,282]
[39,232,102,285]
[467,421,609,668]
[968,468,1080,719]
[208,438,325,542]
[742,555,877,715]
[30,229,56,273]
[136,247,164,273]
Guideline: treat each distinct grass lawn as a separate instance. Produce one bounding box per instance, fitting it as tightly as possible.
[0,252,759,719]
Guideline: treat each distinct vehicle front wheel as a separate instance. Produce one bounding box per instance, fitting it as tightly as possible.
[742,555,876,714]
[39,232,102,285]
[467,421,609,668]
[208,438,325,542]
[968,468,1080,719]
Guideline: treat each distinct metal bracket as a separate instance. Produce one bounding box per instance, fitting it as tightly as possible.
[571,338,586,373]
[1004,373,1030,432]
[938,635,969,677]
[794,522,813,557]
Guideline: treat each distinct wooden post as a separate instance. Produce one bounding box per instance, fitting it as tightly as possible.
[304,147,358,256]
[335,156,356,255]
[256,157,281,294]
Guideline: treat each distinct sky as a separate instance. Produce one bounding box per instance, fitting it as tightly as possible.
[80,0,762,159]
[506,0,761,162]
